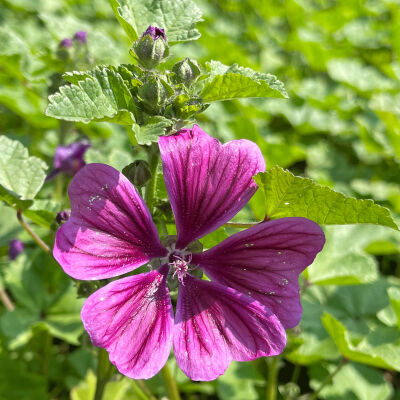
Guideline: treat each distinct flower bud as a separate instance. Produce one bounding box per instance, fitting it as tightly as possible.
[56,210,71,224]
[73,31,87,44]
[138,77,173,108]
[59,38,73,48]
[122,160,151,187]
[172,58,201,84]
[131,26,169,69]
[9,239,24,260]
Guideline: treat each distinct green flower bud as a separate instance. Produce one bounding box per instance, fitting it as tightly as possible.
[122,160,151,187]
[172,58,201,84]
[138,77,173,108]
[131,26,169,69]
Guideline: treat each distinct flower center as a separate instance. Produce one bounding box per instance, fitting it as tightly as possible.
[168,252,191,284]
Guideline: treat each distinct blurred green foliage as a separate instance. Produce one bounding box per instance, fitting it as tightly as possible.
[0,0,400,398]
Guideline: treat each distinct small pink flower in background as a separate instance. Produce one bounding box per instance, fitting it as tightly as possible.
[9,239,24,260]
[59,38,73,48]
[46,141,90,181]
[73,31,87,44]
[53,126,325,381]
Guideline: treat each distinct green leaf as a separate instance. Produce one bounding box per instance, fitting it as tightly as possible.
[308,226,379,286]
[44,284,84,345]
[200,61,288,102]
[46,67,135,124]
[23,199,60,228]
[71,370,131,400]
[217,362,262,400]
[0,185,33,211]
[254,167,398,230]
[108,0,202,44]
[327,59,395,92]
[309,362,393,400]
[322,312,400,371]
[0,354,49,400]
[388,287,400,329]
[0,136,47,203]
[132,116,173,145]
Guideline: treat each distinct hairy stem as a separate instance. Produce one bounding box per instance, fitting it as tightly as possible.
[94,348,114,400]
[17,211,50,253]
[161,364,181,400]
[145,144,160,214]
[266,355,280,400]
[310,358,347,400]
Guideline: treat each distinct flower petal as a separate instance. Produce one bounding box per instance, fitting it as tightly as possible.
[81,267,173,379]
[53,163,166,280]
[192,217,325,329]
[173,275,286,381]
[159,125,265,249]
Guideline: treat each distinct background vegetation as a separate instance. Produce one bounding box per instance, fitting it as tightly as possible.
[0,0,400,399]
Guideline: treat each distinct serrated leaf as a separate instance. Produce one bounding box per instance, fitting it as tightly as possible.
[132,116,173,145]
[322,312,400,371]
[46,67,135,124]
[200,61,288,102]
[0,136,47,203]
[108,0,202,44]
[254,167,398,230]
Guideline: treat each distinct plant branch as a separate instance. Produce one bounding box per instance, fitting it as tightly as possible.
[266,355,280,400]
[0,288,14,311]
[310,358,347,400]
[17,211,50,253]
[94,348,114,400]
[223,221,261,228]
[145,144,160,215]
[161,364,181,400]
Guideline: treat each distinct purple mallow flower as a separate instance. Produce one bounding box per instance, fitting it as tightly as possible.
[53,125,325,381]
[74,31,87,44]
[142,25,166,41]
[46,141,90,181]
[9,239,24,260]
[59,38,73,48]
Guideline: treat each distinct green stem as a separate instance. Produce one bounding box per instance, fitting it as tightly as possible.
[130,381,151,400]
[266,356,280,400]
[17,211,50,253]
[291,364,300,384]
[161,364,181,400]
[42,329,52,381]
[145,144,160,214]
[0,288,14,311]
[94,348,114,400]
[223,221,261,229]
[310,359,347,400]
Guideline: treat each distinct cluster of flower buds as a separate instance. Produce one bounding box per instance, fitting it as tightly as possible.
[59,30,88,48]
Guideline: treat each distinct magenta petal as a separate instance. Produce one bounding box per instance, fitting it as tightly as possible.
[192,217,325,329]
[81,268,173,379]
[53,163,167,280]
[159,125,265,249]
[173,275,286,381]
